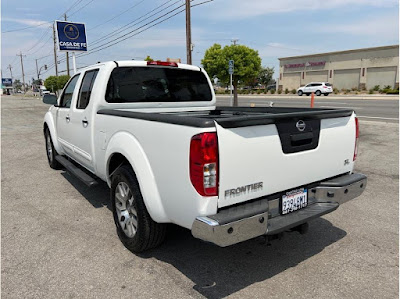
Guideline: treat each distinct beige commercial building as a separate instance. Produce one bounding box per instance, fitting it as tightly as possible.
[278,45,399,91]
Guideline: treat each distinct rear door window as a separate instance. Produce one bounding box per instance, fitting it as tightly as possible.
[60,75,80,108]
[106,67,212,103]
[77,69,99,109]
[325,83,332,86]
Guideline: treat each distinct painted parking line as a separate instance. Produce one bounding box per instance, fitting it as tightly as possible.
[357,116,399,121]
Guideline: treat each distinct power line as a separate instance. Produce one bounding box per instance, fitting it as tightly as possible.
[77,7,187,57]
[69,0,96,18]
[87,0,146,30]
[90,0,181,47]
[2,21,52,33]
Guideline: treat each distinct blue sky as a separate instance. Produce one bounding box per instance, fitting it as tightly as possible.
[1,0,399,83]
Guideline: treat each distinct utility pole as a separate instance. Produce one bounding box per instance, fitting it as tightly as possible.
[231,39,239,45]
[35,59,39,80]
[8,64,13,78]
[64,14,70,76]
[17,52,26,92]
[8,64,13,93]
[53,23,59,76]
[185,0,192,65]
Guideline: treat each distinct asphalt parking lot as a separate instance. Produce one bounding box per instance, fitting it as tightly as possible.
[2,95,398,298]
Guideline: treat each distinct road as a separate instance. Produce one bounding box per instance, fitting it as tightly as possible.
[1,96,398,298]
[216,95,399,123]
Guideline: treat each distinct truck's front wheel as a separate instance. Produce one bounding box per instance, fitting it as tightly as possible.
[111,165,166,253]
[44,127,62,169]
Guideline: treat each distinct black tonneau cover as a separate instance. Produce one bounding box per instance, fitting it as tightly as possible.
[97,106,354,128]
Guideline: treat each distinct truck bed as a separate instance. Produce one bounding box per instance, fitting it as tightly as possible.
[97,106,354,128]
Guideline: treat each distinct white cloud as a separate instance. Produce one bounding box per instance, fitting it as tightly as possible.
[209,0,398,19]
[2,17,51,27]
[315,14,399,40]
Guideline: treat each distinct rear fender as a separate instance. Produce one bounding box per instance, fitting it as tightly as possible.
[105,131,169,223]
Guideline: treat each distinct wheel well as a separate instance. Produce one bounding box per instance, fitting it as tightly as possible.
[108,153,130,178]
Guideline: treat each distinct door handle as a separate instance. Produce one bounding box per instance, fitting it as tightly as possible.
[66,115,70,122]
[82,118,89,128]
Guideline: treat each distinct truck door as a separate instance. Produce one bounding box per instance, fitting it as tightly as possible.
[67,69,99,172]
[56,74,81,157]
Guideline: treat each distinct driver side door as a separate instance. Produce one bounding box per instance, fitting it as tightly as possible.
[56,74,81,157]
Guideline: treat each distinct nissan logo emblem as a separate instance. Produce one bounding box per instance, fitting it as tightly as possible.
[296,120,306,132]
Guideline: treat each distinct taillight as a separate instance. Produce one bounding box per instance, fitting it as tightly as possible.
[147,61,178,67]
[190,132,219,196]
[353,117,359,161]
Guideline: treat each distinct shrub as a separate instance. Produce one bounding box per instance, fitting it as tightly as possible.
[385,88,399,94]
[257,90,262,94]
[383,85,391,90]
[368,89,374,94]
[284,88,289,94]
[333,88,339,94]
[277,89,282,94]
[291,89,296,94]
[270,89,275,94]
[373,85,380,91]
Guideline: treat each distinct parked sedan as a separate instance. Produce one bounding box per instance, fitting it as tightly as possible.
[297,82,333,96]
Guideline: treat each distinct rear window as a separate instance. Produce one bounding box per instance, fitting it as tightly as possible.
[325,83,332,86]
[105,67,212,103]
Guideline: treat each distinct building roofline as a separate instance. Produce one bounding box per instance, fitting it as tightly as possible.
[278,45,399,60]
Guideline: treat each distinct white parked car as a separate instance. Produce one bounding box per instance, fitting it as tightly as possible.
[297,82,333,96]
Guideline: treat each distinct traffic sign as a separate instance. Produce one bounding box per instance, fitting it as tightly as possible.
[56,21,87,52]
[228,60,234,74]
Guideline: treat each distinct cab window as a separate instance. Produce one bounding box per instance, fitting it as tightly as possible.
[77,69,99,109]
[60,75,80,108]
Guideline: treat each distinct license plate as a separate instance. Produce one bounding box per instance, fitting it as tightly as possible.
[281,188,308,215]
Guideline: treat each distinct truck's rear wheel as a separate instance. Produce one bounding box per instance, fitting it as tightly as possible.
[44,127,62,169]
[111,164,166,253]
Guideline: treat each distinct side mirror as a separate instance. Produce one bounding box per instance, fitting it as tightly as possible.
[42,94,58,105]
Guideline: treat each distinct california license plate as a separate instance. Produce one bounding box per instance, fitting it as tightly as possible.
[281,188,308,215]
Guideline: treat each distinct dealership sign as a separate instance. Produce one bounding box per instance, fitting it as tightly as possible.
[2,78,12,86]
[284,61,326,69]
[56,21,87,52]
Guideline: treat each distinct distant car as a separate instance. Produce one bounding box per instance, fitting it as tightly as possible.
[297,82,333,96]
[42,90,50,95]
[266,84,276,91]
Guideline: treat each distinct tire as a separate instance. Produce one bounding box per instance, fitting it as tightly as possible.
[111,164,166,253]
[315,90,321,96]
[297,90,303,96]
[324,93,329,96]
[44,127,62,169]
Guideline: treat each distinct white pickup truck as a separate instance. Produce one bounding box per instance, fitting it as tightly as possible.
[43,60,367,253]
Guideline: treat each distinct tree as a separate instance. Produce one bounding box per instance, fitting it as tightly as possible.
[202,43,261,106]
[258,67,274,87]
[144,55,154,62]
[44,75,70,93]
[13,79,22,91]
[57,75,70,90]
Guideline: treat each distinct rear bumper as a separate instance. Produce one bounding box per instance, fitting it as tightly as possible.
[192,173,367,247]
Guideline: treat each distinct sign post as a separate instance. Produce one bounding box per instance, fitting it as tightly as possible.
[55,21,87,75]
[229,60,234,106]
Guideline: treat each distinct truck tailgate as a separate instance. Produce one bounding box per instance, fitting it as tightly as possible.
[216,113,357,208]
